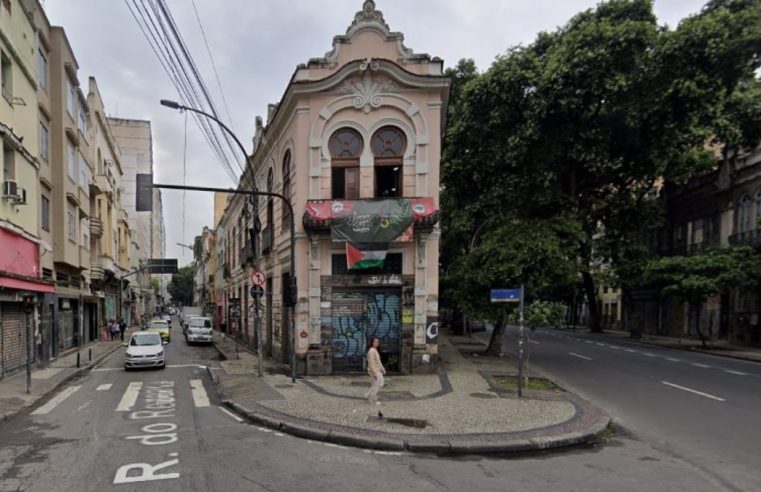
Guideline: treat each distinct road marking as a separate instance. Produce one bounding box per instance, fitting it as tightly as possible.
[596,343,606,347]
[93,364,205,373]
[662,381,725,402]
[643,352,657,357]
[609,345,621,350]
[665,357,681,362]
[568,352,592,361]
[625,349,637,353]
[31,385,81,415]
[725,370,747,376]
[529,340,540,345]
[691,363,711,369]
[116,382,143,412]
[190,379,210,408]
[96,384,113,391]
[92,368,123,372]
[256,426,273,433]
[219,407,243,422]
[584,340,593,344]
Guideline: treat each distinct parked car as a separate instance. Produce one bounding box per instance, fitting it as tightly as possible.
[147,319,171,343]
[124,332,165,370]
[180,307,202,329]
[186,317,213,345]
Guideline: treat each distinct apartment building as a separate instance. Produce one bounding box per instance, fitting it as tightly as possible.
[214,1,449,374]
[0,0,54,377]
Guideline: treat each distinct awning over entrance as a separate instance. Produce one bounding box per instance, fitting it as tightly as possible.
[0,275,55,294]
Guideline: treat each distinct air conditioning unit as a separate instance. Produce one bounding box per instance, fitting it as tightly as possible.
[2,180,18,199]
[13,187,27,205]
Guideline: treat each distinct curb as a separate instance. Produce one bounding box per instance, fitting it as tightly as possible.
[221,397,611,455]
[0,341,124,423]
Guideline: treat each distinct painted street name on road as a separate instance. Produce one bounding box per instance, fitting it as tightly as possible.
[113,381,181,484]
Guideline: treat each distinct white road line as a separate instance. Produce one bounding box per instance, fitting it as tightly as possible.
[92,368,123,372]
[596,343,606,347]
[662,381,725,402]
[665,357,681,362]
[529,340,540,345]
[625,349,637,353]
[116,382,143,412]
[584,340,593,344]
[190,379,211,408]
[96,384,112,391]
[609,345,621,350]
[692,363,711,368]
[31,386,81,415]
[643,352,657,357]
[725,370,747,376]
[219,407,243,422]
[568,352,592,361]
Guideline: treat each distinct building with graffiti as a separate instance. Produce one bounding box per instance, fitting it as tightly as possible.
[212,0,448,375]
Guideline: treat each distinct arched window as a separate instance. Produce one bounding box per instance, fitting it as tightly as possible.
[371,126,406,198]
[738,195,753,233]
[281,150,292,226]
[266,167,274,230]
[329,128,362,199]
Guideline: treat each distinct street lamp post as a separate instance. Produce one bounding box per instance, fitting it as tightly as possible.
[160,99,298,383]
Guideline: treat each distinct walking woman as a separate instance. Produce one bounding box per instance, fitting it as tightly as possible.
[365,337,386,404]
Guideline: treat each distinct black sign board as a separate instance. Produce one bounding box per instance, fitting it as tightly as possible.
[136,173,153,212]
[148,259,178,274]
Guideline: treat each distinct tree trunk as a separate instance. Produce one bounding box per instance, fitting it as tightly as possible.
[694,302,707,349]
[582,271,602,333]
[485,316,505,356]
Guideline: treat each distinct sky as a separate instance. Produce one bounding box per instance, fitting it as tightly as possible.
[43,0,708,267]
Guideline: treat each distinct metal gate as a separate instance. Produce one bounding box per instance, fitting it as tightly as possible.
[1,303,27,377]
[331,290,401,372]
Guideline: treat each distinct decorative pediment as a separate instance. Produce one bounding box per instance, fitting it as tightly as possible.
[337,60,398,113]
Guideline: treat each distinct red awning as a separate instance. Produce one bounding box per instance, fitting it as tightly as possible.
[0,275,55,294]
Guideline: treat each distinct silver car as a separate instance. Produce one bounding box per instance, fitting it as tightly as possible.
[124,332,166,370]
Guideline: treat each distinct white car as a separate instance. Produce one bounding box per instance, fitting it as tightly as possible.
[124,332,166,370]
[186,317,213,345]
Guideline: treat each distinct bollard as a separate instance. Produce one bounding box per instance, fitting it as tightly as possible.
[89,348,92,361]
[76,352,80,369]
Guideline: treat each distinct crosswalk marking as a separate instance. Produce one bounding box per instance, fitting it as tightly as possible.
[116,382,143,412]
[31,386,81,415]
[190,379,210,407]
[96,384,113,391]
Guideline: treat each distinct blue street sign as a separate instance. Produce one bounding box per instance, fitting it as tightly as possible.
[490,288,522,303]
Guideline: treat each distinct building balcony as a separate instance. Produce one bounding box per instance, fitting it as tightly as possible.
[261,226,273,254]
[90,264,105,282]
[90,217,103,237]
[240,241,255,265]
[303,197,439,235]
[99,255,116,276]
[94,174,114,194]
[729,229,761,248]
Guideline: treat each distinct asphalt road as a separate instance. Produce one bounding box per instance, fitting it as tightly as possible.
[0,319,748,491]
[493,326,761,492]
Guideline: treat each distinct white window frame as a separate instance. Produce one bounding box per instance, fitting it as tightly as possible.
[40,195,50,232]
[66,78,76,118]
[37,49,47,91]
[39,121,49,161]
[79,152,89,196]
[67,206,77,242]
[67,143,77,182]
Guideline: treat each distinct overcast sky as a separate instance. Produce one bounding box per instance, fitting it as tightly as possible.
[44,0,707,267]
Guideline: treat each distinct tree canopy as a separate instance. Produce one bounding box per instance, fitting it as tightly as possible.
[441,0,761,340]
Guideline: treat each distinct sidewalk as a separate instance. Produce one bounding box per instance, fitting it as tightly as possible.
[587,329,761,363]
[0,328,133,422]
[211,331,610,454]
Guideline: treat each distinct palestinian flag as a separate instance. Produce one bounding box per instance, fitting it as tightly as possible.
[346,243,388,270]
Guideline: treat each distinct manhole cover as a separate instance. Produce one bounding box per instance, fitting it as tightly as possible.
[275,384,294,389]
[469,392,497,399]
[367,416,430,428]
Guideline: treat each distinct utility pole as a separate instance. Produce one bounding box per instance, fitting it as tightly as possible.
[517,284,526,398]
[160,98,298,383]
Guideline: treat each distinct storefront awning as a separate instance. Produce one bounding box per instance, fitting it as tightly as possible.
[0,275,55,294]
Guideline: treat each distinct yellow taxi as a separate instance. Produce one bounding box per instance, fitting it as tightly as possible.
[147,319,171,343]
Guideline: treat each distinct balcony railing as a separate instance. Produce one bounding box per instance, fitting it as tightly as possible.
[729,229,761,247]
[261,226,273,254]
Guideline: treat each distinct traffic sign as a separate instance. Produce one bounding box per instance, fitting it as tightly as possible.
[490,288,521,303]
[252,270,266,287]
[250,286,264,297]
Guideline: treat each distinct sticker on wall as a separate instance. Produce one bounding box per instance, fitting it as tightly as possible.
[426,317,439,344]
[402,309,414,325]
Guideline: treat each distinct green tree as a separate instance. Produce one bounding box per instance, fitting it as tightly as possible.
[442,0,761,333]
[168,264,195,306]
[151,277,160,295]
[644,247,760,347]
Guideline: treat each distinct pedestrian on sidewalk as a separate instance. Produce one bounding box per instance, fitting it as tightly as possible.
[118,318,126,341]
[364,337,386,404]
[110,319,120,341]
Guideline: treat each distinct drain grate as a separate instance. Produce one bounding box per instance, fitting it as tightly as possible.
[367,416,430,428]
